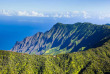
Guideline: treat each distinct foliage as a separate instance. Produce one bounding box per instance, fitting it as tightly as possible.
[11,22,110,55]
[1,39,110,74]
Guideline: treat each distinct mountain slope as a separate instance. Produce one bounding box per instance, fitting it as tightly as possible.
[105,24,110,26]
[1,39,110,74]
[11,22,110,55]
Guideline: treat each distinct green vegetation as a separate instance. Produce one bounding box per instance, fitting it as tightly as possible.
[1,39,110,74]
[1,22,110,74]
[11,22,110,55]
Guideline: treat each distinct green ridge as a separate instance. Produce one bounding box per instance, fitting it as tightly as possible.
[1,39,110,74]
[11,22,110,55]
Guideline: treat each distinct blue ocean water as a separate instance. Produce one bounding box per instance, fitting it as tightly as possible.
[0,17,55,50]
[0,16,110,50]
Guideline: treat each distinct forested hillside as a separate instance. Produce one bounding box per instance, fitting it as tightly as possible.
[1,39,110,74]
[11,22,110,55]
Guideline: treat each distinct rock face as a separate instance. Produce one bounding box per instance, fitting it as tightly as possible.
[11,22,110,55]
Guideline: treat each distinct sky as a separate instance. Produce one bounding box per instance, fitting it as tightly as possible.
[0,0,110,19]
[0,0,110,50]
[0,0,110,12]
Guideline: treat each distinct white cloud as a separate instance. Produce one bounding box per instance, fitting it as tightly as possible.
[17,11,49,17]
[52,13,61,18]
[52,11,80,18]
[72,11,79,14]
[0,10,12,16]
[82,11,91,19]
[98,13,110,19]
[1,10,110,20]
[17,11,29,16]
[31,11,43,16]
[0,10,49,17]
[63,14,70,18]
[0,10,90,18]
[63,12,71,18]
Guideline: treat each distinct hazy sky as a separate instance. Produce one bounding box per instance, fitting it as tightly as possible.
[0,0,110,19]
[0,0,110,12]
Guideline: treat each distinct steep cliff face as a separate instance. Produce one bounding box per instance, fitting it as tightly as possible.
[11,22,110,55]
[11,32,46,55]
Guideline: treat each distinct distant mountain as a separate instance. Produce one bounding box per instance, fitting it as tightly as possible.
[106,24,110,26]
[11,22,110,55]
[1,38,110,74]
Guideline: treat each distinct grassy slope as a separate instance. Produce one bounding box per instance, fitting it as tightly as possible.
[0,40,110,74]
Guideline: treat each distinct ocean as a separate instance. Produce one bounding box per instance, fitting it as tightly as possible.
[0,16,109,50]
